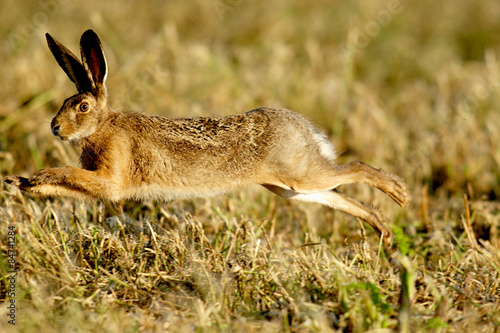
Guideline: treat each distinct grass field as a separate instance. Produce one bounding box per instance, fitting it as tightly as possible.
[1,0,500,331]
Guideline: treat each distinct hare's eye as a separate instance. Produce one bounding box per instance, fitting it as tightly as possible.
[79,102,90,112]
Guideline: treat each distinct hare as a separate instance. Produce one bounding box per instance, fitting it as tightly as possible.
[5,29,410,246]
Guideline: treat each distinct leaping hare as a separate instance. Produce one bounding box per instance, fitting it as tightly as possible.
[5,30,410,246]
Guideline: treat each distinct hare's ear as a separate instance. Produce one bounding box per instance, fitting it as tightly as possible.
[80,29,107,98]
[46,33,93,93]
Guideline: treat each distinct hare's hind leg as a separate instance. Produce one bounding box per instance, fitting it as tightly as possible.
[291,161,411,207]
[263,185,392,246]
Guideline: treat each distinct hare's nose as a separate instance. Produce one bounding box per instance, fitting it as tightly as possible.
[52,125,60,136]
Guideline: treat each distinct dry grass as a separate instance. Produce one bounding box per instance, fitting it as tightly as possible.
[1,0,500,331]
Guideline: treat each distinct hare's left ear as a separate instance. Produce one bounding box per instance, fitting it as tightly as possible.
[46,33,93,93]
[80,29,108,98]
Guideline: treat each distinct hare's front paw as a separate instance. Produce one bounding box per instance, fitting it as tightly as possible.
[5,175,35,192]
[29,168,67,185]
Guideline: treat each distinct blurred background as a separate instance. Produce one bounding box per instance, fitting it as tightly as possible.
[1,1,500,331]
[1,0,499,215]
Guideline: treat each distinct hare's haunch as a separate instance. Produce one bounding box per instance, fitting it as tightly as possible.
[5,30,411,247]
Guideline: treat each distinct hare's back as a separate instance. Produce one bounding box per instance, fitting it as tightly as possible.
[121,106,331,167]
[123,108,276,157]
[120,106,335,166]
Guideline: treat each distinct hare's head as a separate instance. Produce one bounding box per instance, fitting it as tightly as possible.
[46,30,109,142]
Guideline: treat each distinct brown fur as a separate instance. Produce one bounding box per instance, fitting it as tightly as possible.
[5,30,411,247]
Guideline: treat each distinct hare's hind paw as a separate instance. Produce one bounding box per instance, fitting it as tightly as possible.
[389,177,412,208]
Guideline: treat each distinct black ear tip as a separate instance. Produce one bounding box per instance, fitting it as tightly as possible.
[45,33,58,48]
[80,29,102,49]
[81,29,99,40]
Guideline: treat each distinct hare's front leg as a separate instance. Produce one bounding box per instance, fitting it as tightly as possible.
[6,166,114,200]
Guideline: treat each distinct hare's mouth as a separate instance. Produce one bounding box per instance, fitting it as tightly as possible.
[51,124,84,141]
[51,128,69,141]
[51,127,71,141]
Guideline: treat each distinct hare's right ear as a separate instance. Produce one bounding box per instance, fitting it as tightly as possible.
[46,33,93,93]
[80,30,107,98]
